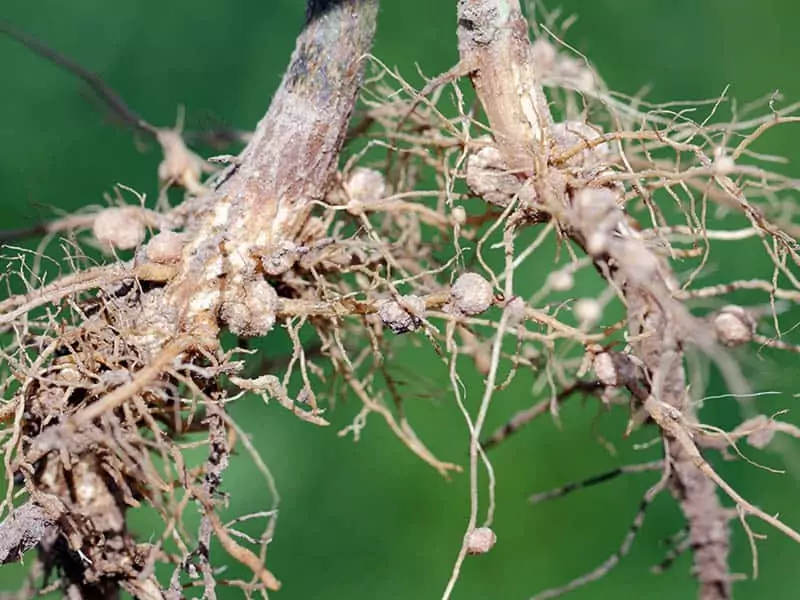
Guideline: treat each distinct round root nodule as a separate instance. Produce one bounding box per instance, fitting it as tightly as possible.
[93,207,146,250]
[713,305,756,347]
[466,527,497,555]
[378,295,426,334]
[450,272,494,316]
[220,278,279,337]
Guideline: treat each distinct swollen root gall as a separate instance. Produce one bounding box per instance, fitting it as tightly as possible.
[145,230,188,264]
[574,298,602,327]
[378,295,425,334]
[551,120,608,167]
[451,206,467,226]
[92,207,145,250]
[450,272,494,316]
[346,167,386,204]
[713,305,756,347]
[220,278,279,337]
[548,268,574,292]
[466,527,497,555]
[593,352,620,387]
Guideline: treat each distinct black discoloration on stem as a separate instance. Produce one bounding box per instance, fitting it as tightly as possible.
[222,0,378,205]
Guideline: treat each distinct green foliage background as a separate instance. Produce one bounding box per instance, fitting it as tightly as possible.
[1,1,799,598]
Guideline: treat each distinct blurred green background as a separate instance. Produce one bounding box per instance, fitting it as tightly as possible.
[1,1,799,598]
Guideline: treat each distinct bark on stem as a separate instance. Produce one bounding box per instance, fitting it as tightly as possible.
[457,0,552,173]
[164,0,378,338]
[226,0,378,206]
[455,1,731,598]
[626,281,731,600]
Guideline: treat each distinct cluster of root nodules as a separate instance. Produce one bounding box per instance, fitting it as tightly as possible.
[2,16,800,600]
[0,274,280,598]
